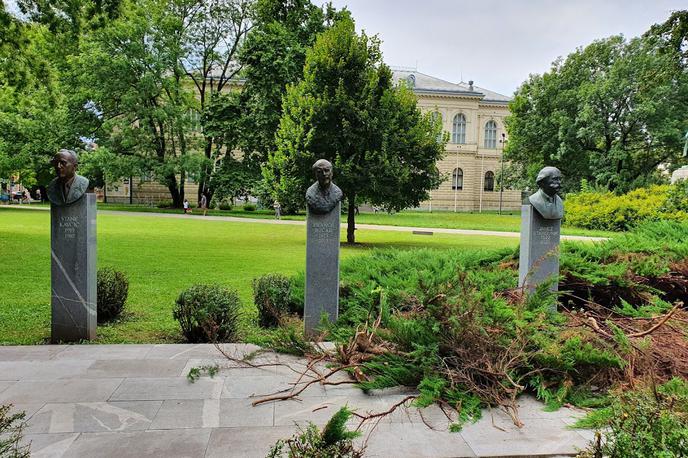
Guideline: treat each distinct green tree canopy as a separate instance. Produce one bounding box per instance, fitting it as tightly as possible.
[505,13,688,193]
[264,17,444,243]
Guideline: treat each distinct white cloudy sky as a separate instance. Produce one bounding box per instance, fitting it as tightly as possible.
[325,0,686,96]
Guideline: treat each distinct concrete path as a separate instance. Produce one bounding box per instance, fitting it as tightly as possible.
[1,344,595,457]
[1,205,608,242]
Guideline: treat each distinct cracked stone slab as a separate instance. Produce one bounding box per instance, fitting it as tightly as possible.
[62,428,212,458]
[110,377,223,401]
[459,409,591,457]
[25,401,162,434]
[0,345,67,361]
[54,345,153,360]
[205,426,296,458]
[150,398,274,429]
[21,432,80,458]
[144,343,261,360]
[0,379,123,404]
[0,360,94,380]
[357,422,477,457]
[83,359,187,378]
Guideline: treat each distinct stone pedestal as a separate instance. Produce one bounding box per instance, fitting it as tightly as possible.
[51,193,97,342]
[518,204,560,294]
[304,202,340,335]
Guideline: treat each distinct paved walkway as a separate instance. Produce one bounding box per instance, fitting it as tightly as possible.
[1,205,607,242]
[1,344,594,457]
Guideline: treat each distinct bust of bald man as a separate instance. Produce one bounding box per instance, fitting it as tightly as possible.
[47,149,90,207]
[305,159,343,215]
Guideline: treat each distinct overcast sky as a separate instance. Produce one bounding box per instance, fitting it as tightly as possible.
[325,0,686,97]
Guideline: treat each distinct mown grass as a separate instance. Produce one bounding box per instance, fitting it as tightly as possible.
[96,203,616,237]
[0,208,518,344]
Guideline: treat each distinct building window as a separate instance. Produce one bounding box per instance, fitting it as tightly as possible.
[431,111,442,142]
[484,120,497,148]
[452,168,463,190]
[452,114,466,144]
[407,74,416,87]
[484,171,495,191]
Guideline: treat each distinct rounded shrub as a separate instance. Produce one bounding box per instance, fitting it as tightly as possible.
[156,199,174,209]
[97,267,129,322]
[173,284,241,343]
[253,274,292,327]
[243,203,256,212]
[218,201,232,211]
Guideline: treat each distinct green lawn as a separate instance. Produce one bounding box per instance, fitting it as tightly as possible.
[97,203,616,237]
[0,208,518,345]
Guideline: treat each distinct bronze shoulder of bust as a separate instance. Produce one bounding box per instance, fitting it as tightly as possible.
[47,174,89,207]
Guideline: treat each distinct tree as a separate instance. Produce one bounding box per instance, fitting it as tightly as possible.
[73,0,200,206]
[176,0,254,206]
[264,17,444,243]
[505,15,688,193]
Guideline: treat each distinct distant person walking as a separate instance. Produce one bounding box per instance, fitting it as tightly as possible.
[273,200,281,220]
[183,198,190,214]
[200,194,208,216]
[35,189,41,202]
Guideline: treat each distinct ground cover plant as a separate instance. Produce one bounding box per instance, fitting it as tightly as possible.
[0,208,518,344]
[0,404,29,458]
[255,220,688,430]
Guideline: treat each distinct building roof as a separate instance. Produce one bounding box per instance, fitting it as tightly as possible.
[391,69,511,104]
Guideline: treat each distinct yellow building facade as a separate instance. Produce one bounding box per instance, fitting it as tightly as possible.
[394,69,522,211]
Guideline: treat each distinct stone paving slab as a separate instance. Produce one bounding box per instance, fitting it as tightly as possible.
[1,344,596,457]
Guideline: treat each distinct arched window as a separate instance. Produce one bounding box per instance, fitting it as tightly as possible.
[452,114,466,144]
[431,111,443,142]
[484,171,495,191]
[452,168,463,190]
[407,74,416,88]
[484,120,497,148]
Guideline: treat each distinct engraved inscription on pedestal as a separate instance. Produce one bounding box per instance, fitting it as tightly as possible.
[304,159,343,335]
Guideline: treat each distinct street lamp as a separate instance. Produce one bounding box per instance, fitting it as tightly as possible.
[499,133,507,215]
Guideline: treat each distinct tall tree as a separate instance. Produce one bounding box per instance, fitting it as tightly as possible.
[73,0,198,206]
[176,0,254,206]
[505,15,688,193]
[264,17,444,243]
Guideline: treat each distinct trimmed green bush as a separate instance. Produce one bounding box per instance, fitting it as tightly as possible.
[253,274,292,328]
[565,183,688,231]
[97,267,129,322]
[218,201,232,211]
[156,199,174,209]
[243,203,256,212]
[173,284,241,343]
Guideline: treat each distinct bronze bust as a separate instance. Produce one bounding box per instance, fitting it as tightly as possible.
[47,149,89,206]
[528,166,563,220]
[305,159,343,215]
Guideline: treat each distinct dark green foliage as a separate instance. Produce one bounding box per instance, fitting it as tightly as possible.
[173,284,241,343]
[243,204,256,212]
[267,406,363,458]
[253,273,292,328]
[577,378,688,457]
[218,202,232,211]
[156,200,173,209]
[96,267,129,322]
[265,16,445,241]
[0,404,30,458]
[186,364,219,383]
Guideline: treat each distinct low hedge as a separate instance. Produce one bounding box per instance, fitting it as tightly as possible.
[564,181,688,231]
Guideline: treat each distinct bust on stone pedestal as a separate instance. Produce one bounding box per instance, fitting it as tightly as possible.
[48,149,97,342]
[47,149,89,207]
[519,166,564,301]
[304,159,343,336]
[528,166,563,221]
[306,159,343,215]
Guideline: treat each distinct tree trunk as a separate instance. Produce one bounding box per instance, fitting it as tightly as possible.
[347,192,356,244]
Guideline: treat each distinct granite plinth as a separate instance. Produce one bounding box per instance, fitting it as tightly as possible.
[304,202,340,335]
[51,193,97,342]
[518,204,560,294]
